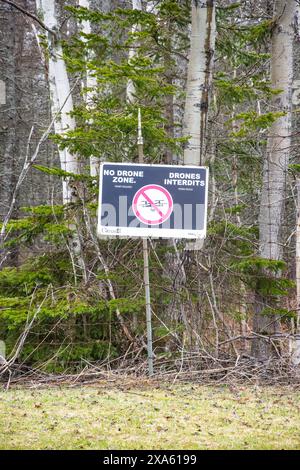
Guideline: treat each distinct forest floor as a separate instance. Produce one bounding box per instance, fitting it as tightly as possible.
[0,382,300,450]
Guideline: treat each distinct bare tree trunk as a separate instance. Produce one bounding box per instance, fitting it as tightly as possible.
[36,0,87,282]
[292,177,300,364]
[183,0,215,166]
[179,1,216,348]
[290,3,300,365]
[78,0,99,178]
[126,0,142,104]
[296,178,300,326]
[252,0,295,361]
[37,0,79,204]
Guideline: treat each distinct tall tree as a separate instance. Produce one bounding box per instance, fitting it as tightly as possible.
[290,2,300,364]
[252,0,296,360]
[36,0,80,205]
[183,0,216,166]
[126,0,142,104]
[78,0,99,177]
[36,0,86,280]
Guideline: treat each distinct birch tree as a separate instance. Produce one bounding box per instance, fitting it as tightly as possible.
[252,0,295,360]
[36,0,86,280]
[290,3,300,365]
[183,0,216,166]
[78,0,99,177]
[179,1,216,337]
[126,0,142,104]
[293,177,300,364]
[36,0,80,204]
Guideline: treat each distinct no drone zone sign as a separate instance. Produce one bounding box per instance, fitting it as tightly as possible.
[97,162,209,239]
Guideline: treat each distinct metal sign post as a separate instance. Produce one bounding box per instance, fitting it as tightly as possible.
[137,109,153,377]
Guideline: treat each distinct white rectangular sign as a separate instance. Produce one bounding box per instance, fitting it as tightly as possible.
[97,162,209,239]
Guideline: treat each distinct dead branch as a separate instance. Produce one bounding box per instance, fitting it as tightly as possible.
[0,79,80,258]
[0,0,56,38]
[0,287,50,384]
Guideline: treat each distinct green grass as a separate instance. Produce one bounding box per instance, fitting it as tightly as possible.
[0,383,300,449]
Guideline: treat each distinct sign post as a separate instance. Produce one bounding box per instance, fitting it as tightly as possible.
[137,109,153,377]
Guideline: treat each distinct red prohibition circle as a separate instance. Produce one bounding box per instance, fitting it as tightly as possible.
[132,184,173,225]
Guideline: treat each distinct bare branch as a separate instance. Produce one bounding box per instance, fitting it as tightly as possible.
[0,0,56,37]
[0,79,80,253]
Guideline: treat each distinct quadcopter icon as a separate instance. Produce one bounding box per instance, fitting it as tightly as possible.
[140,199,166,211]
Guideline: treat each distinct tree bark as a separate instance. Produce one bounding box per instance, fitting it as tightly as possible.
[290,2,300,365]
[36,0,86,281]
[183,0,216,166]
[78,0,99,178]
[126,0,142,104]
[252,0,295,361]
[37,0,80,204]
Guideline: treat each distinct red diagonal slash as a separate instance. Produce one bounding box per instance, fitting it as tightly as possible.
[141,190,164,218]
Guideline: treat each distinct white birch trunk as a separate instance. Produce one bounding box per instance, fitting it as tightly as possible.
[252,0,294,360]
[126,0,142,104]
[291,4,300,365]
[36,0,86,281]
[78,0,99,177]
[259,4,293,262]
[291,177,300,364]
[37,0,79,204]
[296,189,300,326]
[76,0,134,340]
[183,0,216,166]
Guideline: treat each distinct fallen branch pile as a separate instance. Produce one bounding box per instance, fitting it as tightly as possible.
[2,349,300,390]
